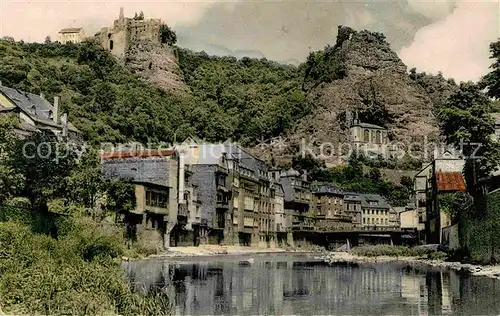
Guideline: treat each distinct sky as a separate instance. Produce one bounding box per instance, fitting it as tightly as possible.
[0,0,499,82]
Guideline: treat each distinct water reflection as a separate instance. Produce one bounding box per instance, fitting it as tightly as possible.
[123,256,500,315]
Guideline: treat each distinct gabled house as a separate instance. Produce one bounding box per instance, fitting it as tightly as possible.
[311,182,353,231]
[413,148,466,244]
[101,149,201,248]
[0,83,80,139]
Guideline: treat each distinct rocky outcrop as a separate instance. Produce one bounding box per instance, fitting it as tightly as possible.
[263,26,455,166]
[124,41,189,94]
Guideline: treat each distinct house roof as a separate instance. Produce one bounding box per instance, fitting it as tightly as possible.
[436,171,466,192]
[281,168,300,178]
[352,122,386,130]
[58,28,83,34]
[0,85,79,133]
[311,182,343,195]
[344,192,362,201]
[360,194,391,209]
[101,149,177,160]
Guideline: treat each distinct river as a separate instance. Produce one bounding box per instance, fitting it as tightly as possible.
[123,253,500,315]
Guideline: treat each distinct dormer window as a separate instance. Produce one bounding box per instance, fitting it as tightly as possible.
[48,110,53,119]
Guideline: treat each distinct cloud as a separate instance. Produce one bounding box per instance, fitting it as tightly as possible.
[175,1,434,65]
[399,1,500,82]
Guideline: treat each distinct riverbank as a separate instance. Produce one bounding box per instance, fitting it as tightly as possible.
[154,245,324,258]
[322,251,500,280]
[142,245,500,281]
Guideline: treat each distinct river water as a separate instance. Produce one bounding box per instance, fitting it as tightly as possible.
[123,254,500,315]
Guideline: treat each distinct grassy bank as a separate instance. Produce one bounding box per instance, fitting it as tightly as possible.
[0,214,172,315]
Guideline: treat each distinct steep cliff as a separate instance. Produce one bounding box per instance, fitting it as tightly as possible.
[125,41,189,93]
[256,26,456,165]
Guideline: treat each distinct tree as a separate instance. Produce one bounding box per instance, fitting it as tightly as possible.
[159,24,177,45]
[439,82,500,192]
[369,168,381,182]
[0,115,24,204]
[400,175,413,191]
[44,36,51,44]
[105,179,135,215]
[481,40,500,99]
[67,147,104,209]
[10,131,77,214]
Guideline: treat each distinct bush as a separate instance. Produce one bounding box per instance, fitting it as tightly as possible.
[0,220,172,315]
[427,251,449,261]
[352,245,435,258]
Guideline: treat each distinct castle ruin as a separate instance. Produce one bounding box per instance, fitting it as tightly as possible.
[95,8,162,58]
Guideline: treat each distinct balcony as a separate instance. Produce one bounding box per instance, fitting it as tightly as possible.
[215,165,229,175]
[178,204,188,218]
[216,201,229,209]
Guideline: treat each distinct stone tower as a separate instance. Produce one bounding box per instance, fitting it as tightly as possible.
[95,7,162,58]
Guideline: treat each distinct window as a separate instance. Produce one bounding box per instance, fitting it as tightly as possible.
[364,129,370,142]
[363,218,366,224]
[109,40,114,50]
[376,130,382,144]
[146,189,168,208]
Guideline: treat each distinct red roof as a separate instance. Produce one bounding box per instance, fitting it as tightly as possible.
[101,149,176,160]
[436,171,466,192]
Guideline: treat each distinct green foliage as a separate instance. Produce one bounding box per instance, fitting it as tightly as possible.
[176,49,310,144]
[0,39,314,146]
[294,153,411,206]
[0,219,172,315]
[105,179,136,214]
[352,245,436,258]
[10,131,77,212]
[0,115,24,203]
[303,44,347,89]
[67,147,104,208]
[400,175,413,190]
[460,190,500,264]
[0,40,196,145]
[438,192,472,220]
[480,40,500,99]
[358,153,422,171]
[427,251,449,261]
[438,82,500,191]
[159,24,177,45]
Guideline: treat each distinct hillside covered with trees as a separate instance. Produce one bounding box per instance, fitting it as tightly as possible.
[0,39,310,146]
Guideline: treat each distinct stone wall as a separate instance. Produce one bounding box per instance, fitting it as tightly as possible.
[101,157,171,184]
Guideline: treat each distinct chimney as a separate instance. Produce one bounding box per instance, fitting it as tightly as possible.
[302,170,308,181]
[61,113,68,137]
[178,150,186,204]
[40,92,44,99]
[119,7,124,20]
[0,80,2,87]
[53,96,59,124]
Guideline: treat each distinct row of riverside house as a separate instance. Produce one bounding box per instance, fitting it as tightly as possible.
[101,137,399,249]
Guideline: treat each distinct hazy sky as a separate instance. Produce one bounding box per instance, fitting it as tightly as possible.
[0,0,499,82]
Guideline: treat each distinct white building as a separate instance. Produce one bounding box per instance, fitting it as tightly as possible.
[58,28,86,44]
